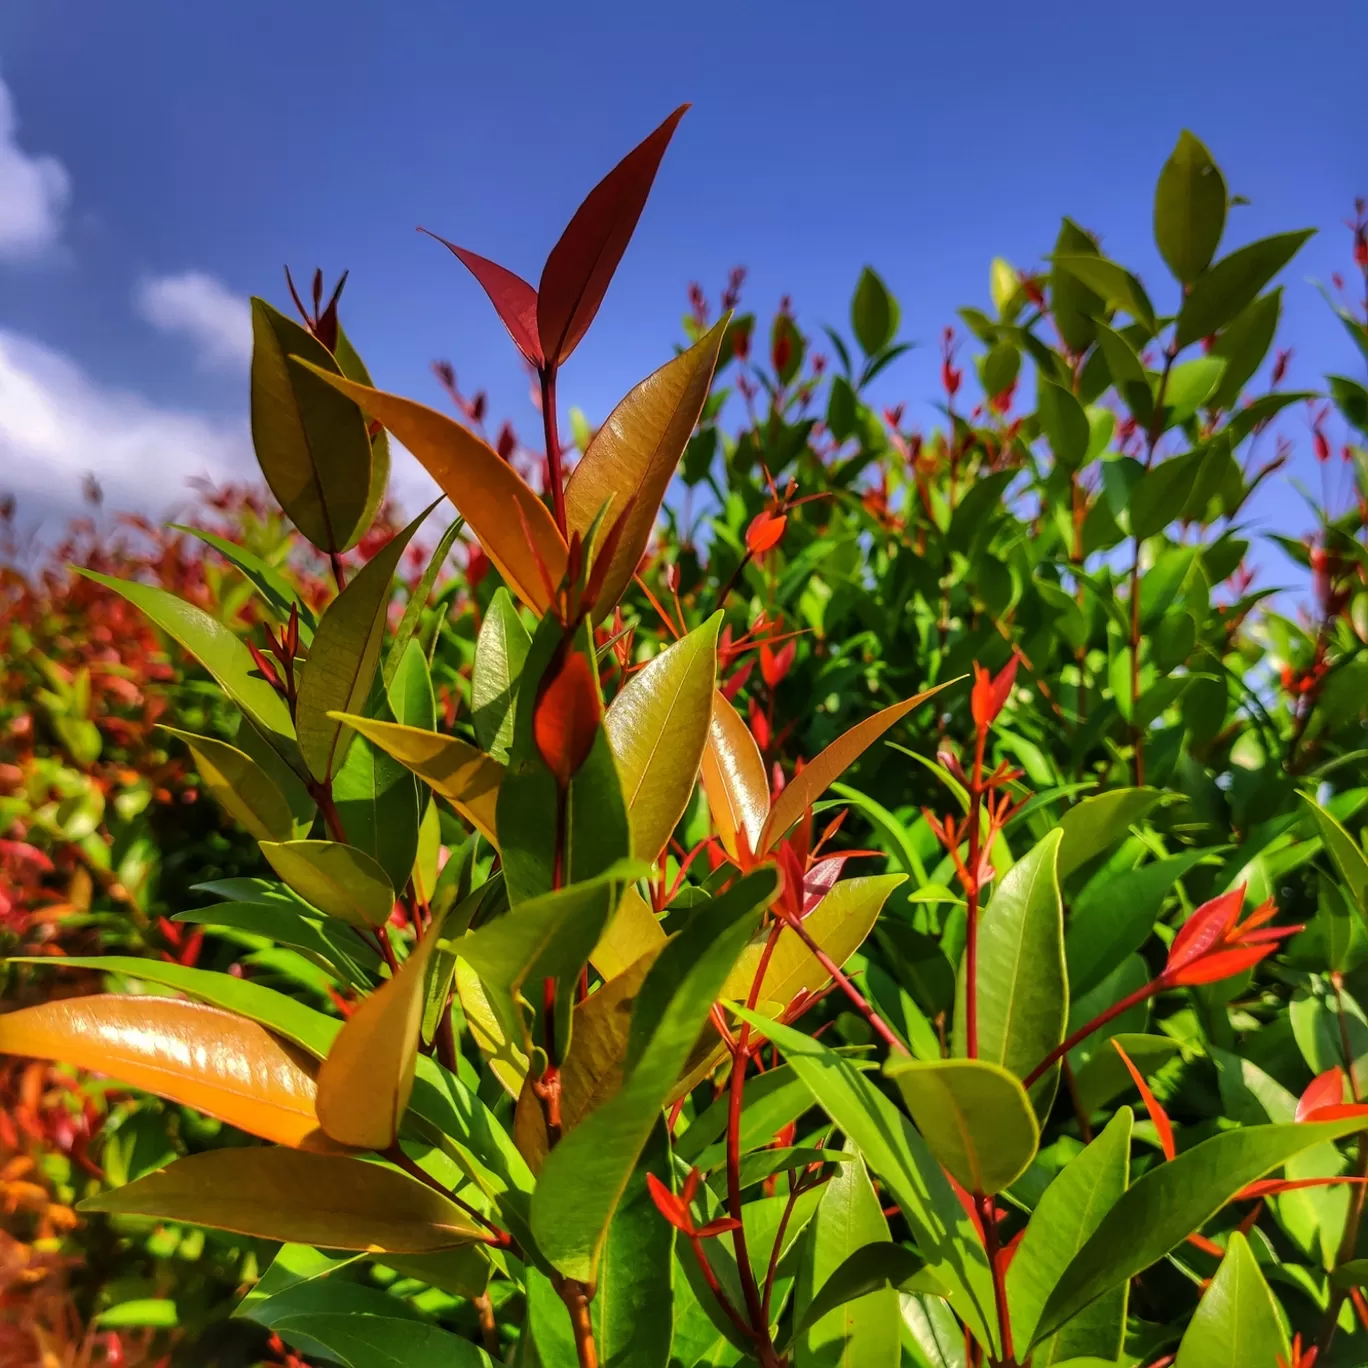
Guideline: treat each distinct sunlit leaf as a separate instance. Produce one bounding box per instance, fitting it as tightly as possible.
[0,995,325,1148]
[1173,1232,1287,1368]
[700,690,769,859]
[160,726,302,843]
[1154,130,1227,284]
[472,587,531,764]
[260,839,395,929]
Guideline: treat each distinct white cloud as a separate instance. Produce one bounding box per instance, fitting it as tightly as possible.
[0,76,70,259]
[0,328,250,518]
[135,271,253,370]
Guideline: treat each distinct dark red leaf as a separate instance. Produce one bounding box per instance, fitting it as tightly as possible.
[423,231,543,367]
[533,647,602,787]
[537,106,689,367]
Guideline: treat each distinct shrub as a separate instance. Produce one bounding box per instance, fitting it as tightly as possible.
[3,111,1368,1368]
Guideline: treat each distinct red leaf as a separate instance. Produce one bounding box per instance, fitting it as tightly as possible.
[1166,886,1245,975]
[969,654,1019,730]
[424,233,543,367]
[1113,1039,1175,1161]
[645,1172,690,1233]
[1168,943,1275,985]
[537,106,689,367]
[746,511,788,556]
[533,647,602,787]
[1297,1067,1346,1123]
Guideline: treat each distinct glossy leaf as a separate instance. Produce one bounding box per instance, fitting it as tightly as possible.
[1173,1232,1286,1368]
[250,299,375,554]
[9,955,339,1058]
[1032,1115,1368,1346]
[1037,380,1090,470]
[761,684,949,852]
[565,322,727,614]
[160,726,300,843]
[1175,230,1316,347]
[388,637,436,733]
[795,1242,941,1344]
[77,571,300,773]
[590,883,668,981]
[334,715,503,844]
[531,868,775,1282]
[0,995,324,1148]
[700,689,770,859]
[884,1058,1039,1195]
[1154,130,1227,284]
[472,587,531,764]
[536,106,688,366]
[260,839,395,929]
[297,507,428,780]
[273,1315,493,1367]
[794,1146,901,1367]
[1056,788,1161,879]
[953,830,1066,1109]
[296,362,567,612]
[316,907,450,1150]
[80,1147,482,1251]
[1007,1109,1132,1361]
[603,614,720,863]
[382,515,466,689]
[731,1011,997,1354]
[1304,793,1368,920]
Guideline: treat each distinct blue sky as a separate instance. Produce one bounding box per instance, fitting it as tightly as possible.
[0,0,1365,549]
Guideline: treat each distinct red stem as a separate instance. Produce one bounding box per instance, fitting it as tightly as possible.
[976,1192,1016,1367]
[541,366,568,538]
[1022,979,1160,1089]
[965,726,987,1058]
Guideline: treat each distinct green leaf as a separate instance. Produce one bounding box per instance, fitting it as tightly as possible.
[1073,1034,1181,1115]
[1052,254,1156,334]
[884,1058,1039,1195]
[260,840,396,930]
[273,1314,493,1367]
[1210,290,1281,410]
[382,515,465,689]
[795,1242,941,1345]
[852,267,899,356]
[1162,356,1226,424]
[1175,230,1316,347]
[1032,1115,1368,1347]
[1092,322,1153,425]
[953,830,1066,1112]
[250,299,376,554]
[1173,1232,1287,1368]
[731,1011,997,1354]
[1332,374,1368,434]
[96,1299,178,1329]
[76,571,301,774]
[389,638,436,733]
[79,1147,483,1251]
[174,900,381,991]
[1056,789,1161,879]
[1067,850,1208,996]
[603,614,720,864]
[10,955,338,1057]
[1154,131,1227,283]
[472,587,531,764]
[531,869,776,1282]
[1303,793,1368,921]
[296,504,430,780]
[456,863,641,1061]
[174,525,317,642]
[160,726,302,843]
[1036,381,1090,470]
[794,1146,901,1367]
[1050,220,1105,354]
[1007,1109,1132,1362]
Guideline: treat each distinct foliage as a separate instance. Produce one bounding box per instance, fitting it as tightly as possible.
[3,120,1368,1368]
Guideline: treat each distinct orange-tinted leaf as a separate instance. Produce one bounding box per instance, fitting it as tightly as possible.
[1112,1039,1175,1160]
[0,995,325,1148]
[316,909,449,1150]
[79,1147,481,1251]
[565,320,726,614]
[746,511,788,556]
[700,690,769,859]
[1169,943,1273,985]
[293,363,566,612]
[970,654,1019,729]
[331,713,503,844]
[533,648,602,786]
[760,683,951,853]
[536,106,689,366]
[424,233,543,366]
[1297,1067,1346,1123]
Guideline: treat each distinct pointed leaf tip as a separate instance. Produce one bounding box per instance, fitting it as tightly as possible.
[423,230,543,367]
[537,105,689,367]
